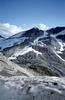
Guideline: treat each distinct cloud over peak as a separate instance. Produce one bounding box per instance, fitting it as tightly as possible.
[37,24,49,30]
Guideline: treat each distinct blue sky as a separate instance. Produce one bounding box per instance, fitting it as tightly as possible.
[0,0,65,28]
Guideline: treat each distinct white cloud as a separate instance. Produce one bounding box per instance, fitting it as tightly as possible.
[37,24,49,30]
[0,23,23,37]
[27,24,49,31]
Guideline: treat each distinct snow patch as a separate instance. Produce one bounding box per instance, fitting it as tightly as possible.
[9,46,42,60]
[53,50,65,61]
[33,31,48,45]
[51,34,65,53]
[54,30,65,37]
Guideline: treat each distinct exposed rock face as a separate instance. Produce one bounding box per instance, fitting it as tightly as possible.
[10,46,65,76]
[0,27,65,76]
[0,53,34,77]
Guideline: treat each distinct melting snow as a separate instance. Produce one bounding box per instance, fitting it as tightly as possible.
[54,30,65,37]
[33,31,48,46]
[9,46,42,60]
[53,50,65,61]
[51,34,65,53]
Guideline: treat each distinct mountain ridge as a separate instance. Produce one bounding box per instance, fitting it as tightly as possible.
[0,26,65,76]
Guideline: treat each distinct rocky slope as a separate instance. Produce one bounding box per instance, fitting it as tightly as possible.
[0,76,65,100]
[0,53,34,77]
[0,27,65,76]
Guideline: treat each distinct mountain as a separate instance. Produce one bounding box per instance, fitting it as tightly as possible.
[0,27,44,50]
[0,26,65,76]
[0,26,65,100]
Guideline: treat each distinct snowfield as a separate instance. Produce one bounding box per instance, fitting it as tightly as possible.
[0,76,65,100]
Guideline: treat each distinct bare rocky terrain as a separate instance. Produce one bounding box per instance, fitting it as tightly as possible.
[0,27,65,100]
